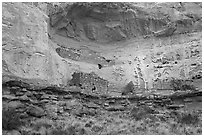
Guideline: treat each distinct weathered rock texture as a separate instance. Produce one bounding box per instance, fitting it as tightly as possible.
[69,72,109,95]
[2,2,202,96]
[50,2,201,43]
[2,82,202,135]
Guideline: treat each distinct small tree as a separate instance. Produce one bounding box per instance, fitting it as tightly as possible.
[122,81,135,95]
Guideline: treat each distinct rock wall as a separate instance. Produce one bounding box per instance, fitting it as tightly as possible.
[2,2,84,87]
[50,2,201,43]
[2,2,202,96]
[69,72,109,96]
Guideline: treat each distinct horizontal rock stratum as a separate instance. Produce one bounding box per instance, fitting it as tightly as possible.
[2,2,202,96]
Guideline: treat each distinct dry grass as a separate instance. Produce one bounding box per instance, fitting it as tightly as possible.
[2,99,202,135]
[3,106,202,135]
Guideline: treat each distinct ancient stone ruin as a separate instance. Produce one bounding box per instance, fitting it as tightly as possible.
[2,2,202,135]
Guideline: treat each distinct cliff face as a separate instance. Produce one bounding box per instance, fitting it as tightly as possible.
[50,2,201,43]
[2,2,202,96]
[2,2,81,88]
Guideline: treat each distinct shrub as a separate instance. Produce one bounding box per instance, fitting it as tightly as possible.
[33,121,52,131]
[2,108,24,130]
[169,110,200,126]
[170,78,196,91]
[50,126,76,135]
[179,112,200,125]
[69,72,81,86]
[130,106,154,121]
[50,125,87,135]
[122,81,135,95]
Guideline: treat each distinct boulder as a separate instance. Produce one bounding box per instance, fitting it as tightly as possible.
[6,130,21,135]
[7,101,25,109]
[27,106,45,118]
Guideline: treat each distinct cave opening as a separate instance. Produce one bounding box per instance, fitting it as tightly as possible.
[98,64,102,69]
[106,59,111,63]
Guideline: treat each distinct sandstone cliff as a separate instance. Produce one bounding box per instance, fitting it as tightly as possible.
[2,2,202,96]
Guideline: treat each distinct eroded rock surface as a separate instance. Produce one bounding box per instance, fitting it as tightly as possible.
[2,2,202,96]
[2,3,202,135]
[50,2,201,42]
[2,83,202,134]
